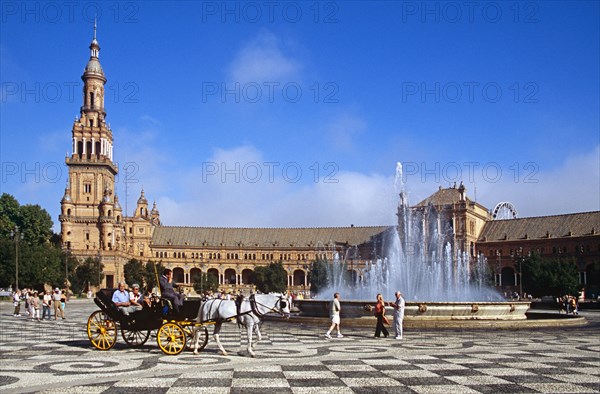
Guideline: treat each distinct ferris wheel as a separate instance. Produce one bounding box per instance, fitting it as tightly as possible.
[492,202,518,220]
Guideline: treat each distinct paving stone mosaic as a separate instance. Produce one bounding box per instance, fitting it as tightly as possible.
[0,300,598,393]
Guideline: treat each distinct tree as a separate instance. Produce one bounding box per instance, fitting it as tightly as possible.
[0,193,21,239]
[71,257,104,293]
[0,194,61,290]
[123,258,145,287]
[192,272,219,295]
[19,204,53,245]
[309,258,329,295]
[254,262,287,293]
[522,254,580,297]
[143,260,164,292]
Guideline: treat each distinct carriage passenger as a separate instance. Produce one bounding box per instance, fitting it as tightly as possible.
[128,284,145,313]
[112,282,137,316]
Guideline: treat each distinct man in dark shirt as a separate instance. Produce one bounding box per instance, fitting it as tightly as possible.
[159,269,184,312]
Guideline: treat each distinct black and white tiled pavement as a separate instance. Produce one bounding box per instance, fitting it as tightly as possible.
[1,300,599,393]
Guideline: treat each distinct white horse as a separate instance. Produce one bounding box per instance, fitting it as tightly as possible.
[192,293,291,357]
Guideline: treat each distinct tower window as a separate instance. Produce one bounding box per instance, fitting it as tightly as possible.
[84,183,91,193]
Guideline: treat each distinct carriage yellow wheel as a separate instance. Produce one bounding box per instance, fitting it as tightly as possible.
[157,322,186,355]
[181,323,209,351]
[87,310,117,350]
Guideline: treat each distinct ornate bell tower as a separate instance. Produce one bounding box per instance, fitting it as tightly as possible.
[60,22,121,254]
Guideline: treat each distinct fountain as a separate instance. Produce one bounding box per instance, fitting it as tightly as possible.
[295,163,532,324]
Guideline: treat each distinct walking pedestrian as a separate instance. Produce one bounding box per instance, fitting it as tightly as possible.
[390,291,405,339]
[374,293,389,338]
[325,292,343,338]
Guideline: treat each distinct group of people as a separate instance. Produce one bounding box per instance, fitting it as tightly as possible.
[325,291,406,340]
[112,268,186,317]
[558,294,579,315]
[12,288,67,321]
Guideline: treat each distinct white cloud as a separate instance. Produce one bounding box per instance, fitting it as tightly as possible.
[399,146,600,218]
[228,29,301,84]
[156,145,397,228]
[485,145,600,217]
[132,144,600,229]
[327,112,367,152]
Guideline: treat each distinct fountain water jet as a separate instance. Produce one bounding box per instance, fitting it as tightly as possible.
[296,163,530,321]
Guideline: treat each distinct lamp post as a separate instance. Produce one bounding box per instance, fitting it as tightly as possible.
[496,250,501,288]
[11,226,23,291]
[517,247,523,298]
[96,247,102,289]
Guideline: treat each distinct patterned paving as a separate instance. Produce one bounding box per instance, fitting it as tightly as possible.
[0,300,599,393]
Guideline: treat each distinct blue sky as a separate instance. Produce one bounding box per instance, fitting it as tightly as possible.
[1,1,599,231]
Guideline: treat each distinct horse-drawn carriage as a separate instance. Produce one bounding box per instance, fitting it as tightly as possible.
[86,289,291,357]
[86,289,209,355]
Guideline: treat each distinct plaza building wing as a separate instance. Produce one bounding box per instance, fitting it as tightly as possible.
[149,225,390,293]
[151,226,390,249]
[476,211,600,293]
[478,211,600,242]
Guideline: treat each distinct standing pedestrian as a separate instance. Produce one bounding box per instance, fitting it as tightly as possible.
[52,288,64,320]
[42,290,52,320]
[12,289,21,317]
[325,292,343,338]
[60,288,67,318]
[31,291,41,321]
[374,293,389,338]
[390,291,405,339]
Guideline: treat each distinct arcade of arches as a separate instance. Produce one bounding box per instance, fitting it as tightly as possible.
[169,265,309,293]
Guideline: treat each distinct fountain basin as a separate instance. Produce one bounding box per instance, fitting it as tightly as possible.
[295,300,531,320]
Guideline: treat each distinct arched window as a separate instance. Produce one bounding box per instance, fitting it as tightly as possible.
[86,140,92,159]
[242,269,254,284]
[77,141,83,158]
[173,267,185,284]
[190,268,202,283]
[293,269,305,286]
[224,268,236,285]
[207,268,220,284]
[501,266,516,286]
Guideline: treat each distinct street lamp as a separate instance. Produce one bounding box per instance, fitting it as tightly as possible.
[11,226,23,291]
[517,247,523,298]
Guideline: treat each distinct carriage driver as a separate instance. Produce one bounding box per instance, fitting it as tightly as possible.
[112,282,138,316]
[159,269,185,313]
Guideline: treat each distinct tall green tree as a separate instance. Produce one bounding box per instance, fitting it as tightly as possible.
[192,272,219,295]
[254,262,287,293]
[522,253,580,297]
[309,258,329,295]
[19,204,53,245]
[123,258,145,287]
[71,257,104,293]
[143,260,164,292]
[0,193,61,290]
[0,193,21,239]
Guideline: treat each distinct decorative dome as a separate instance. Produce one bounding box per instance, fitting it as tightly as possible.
[137,189,148,205]
[114,194,122,210]
[151,201,159,215]
[61,181,72,203]
[85,58,103,74]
